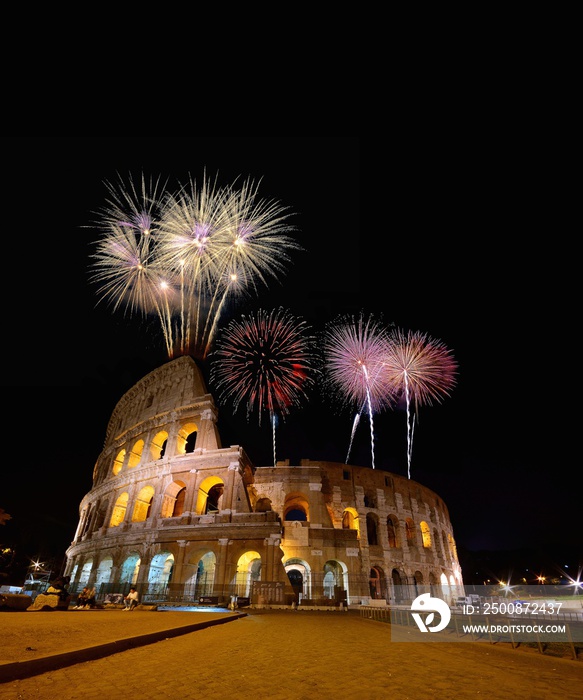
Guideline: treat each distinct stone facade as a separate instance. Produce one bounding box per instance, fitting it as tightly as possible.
[65,356,463,606]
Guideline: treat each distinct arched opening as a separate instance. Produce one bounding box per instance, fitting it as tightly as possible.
[109,493,129,527]
[147,552,174,598]
[413,570,424,597]
[283,493,309,522]
[206,483,224,513]
[127,439,144,469]
[120,554,141,586]
[151,430,169,460]
[78,559,93,589]
[285,508,307,521]
[392,569,404,602]
[366,513,378,545]
[177,422,198,454]
[387,515,400,548]
[369,566,384,599]
[132,485,155,522]
[160,481,187,518]
[420,521,431,548]
[342,507,359,537]
[195,476,224,515]
[405,518,416,545]
[255,497,272,512]
[235,551,262,598]
[285,558,311,602]
[112,449,125,476]
[95,557,113,591]
[323,560,347,603]
[193,552,216,598]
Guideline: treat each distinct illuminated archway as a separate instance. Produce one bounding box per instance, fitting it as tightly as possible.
[148,552,174,596]
[160,481,187,518]
[235,551,262,597]
[177,422,198,454]
[78,559,93,588]
[193,551,216,598]
[109,492,129,527]
[120,554,141,586]
[95,557,113,589]
[420,521,431,548]
[127,439,144,469]
[151,430,169,460]
[195,476,225,515]
[112,449,125,476]
[342,507,360,537]
[132,485,155,522]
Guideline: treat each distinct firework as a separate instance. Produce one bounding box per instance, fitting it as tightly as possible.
[92,172,168,236]
[321,312,395,468]
[210,307,319,466]
[195,176,301,358]
[383,328,458,478]
[88,172,301,360]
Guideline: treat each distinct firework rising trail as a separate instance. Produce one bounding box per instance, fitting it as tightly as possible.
[88,172,301,361]
[210,307,319,466]
[383,328,458,478]
[346,410,362,463]
[322,312,396,468]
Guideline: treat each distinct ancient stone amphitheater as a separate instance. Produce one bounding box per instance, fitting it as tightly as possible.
[64,356,463,607]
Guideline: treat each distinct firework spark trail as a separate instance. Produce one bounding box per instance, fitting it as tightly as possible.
[383,329,458,478]
[210,308,319,465]
[362,365,376,469]
[322,312,395,469]
[346,410,362,463]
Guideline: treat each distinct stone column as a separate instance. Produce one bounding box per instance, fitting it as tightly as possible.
[172,540,188,585]
[215,538,230,599]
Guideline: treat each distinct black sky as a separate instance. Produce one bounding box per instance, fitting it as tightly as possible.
[1,136,576,581]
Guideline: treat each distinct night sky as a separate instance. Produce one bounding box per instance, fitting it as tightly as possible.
[1,136,576,584]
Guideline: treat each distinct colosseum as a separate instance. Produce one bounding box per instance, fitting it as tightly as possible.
[64,355,464,608]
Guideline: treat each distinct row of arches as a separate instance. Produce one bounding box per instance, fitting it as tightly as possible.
[110,478,224,526]
[69,549,354,604]
[344,509,457,560]
[78,476,225,538]
[110,423,199,477]
[369,566,461,603]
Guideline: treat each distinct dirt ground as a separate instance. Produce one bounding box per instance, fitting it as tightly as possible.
[0,609,229,664]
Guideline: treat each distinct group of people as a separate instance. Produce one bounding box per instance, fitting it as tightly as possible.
[38,578,140,611]
[74,586,96,609]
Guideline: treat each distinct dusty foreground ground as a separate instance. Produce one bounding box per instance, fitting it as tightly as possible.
[0,609,231,664]
[0,609,582,699]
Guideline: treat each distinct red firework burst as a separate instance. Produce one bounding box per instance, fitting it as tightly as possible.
[210,307,318,425]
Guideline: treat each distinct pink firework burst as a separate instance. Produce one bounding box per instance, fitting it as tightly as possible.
[383,328,458,478]
[210,308,319,465]
[322,312,395,468]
